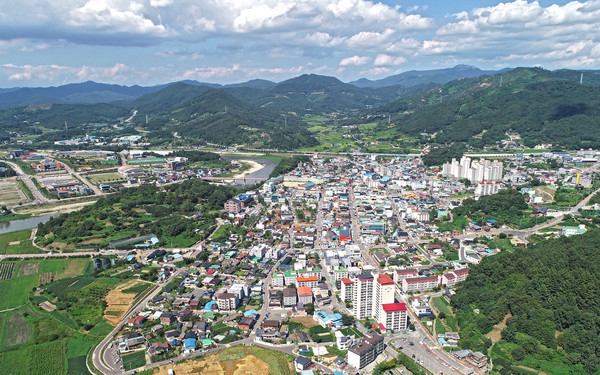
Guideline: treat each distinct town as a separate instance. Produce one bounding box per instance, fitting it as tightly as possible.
[2,146,593,375]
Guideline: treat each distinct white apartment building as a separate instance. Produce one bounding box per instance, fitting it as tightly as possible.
[401,275,439,293]
[373,274,395,325]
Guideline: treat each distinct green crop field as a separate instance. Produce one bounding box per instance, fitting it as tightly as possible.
[122,350,146,371]
[0,274,38,310]
[0,230,42,255]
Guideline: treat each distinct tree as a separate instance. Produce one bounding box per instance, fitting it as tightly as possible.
[305,303,315,315]
[341,314,355,326]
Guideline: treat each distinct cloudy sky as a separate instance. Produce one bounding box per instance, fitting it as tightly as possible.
[1,0,599,87]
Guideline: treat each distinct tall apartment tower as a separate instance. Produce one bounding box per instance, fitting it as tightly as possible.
[373,274,395,323]
[353,273,375,319]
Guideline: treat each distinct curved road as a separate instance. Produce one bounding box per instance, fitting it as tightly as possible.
[91,271,180,375]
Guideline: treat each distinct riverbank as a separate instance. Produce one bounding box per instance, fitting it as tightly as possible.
[233,159,264,178]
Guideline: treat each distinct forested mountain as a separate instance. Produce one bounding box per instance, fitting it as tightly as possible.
[452,229,600,374]
[384,67,600,149]
[0,81,165,109]
[350,64,510,88]
[129,87,317,150]
[226,74,437,113]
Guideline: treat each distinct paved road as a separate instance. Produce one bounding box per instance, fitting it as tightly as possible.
[3,160,48,204]
[91,271,180,375]
[52,157,105,196]
[0,251,100,261]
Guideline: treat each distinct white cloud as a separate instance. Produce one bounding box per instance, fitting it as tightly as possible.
[373,54,406,66]
[67,0,170,36]
[339,55,371,66]
[418,0,600,68]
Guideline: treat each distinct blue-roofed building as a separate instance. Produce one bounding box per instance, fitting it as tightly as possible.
[379,176,391,183]
[314,310,343,328]
[244,309,259,318]
[126,254,136,262]
[184,338,197,350]
[204,301,218,311]
[150,237,159,245]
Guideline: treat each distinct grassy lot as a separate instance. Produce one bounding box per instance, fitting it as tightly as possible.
[431,297,458,332]
[0,179,27,206]
[0,230,41,256]
[218,346,294,375]
[487,237,514,252]
[122,350,147,371]
[0,274,38,310]
[88,173,124,184]
[436,215,468,232]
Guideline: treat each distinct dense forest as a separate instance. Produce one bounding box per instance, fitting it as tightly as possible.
[36,180,238,249]
[269,155,311,178]
[385,67,600,149]
[452,229,600,374]
[450,189,546,228]
[130,88,318,150]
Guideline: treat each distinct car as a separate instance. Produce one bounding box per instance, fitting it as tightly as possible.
[409,342,414,346]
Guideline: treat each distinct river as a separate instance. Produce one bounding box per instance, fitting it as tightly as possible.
[0,215,54,234]
[222,157,279,184]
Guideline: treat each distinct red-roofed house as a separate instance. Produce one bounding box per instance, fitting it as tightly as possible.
[128,315,146,328]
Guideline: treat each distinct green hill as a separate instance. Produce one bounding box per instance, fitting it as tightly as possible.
[384,67,600,149]
[130,87,318,150]
[452,229,600,374]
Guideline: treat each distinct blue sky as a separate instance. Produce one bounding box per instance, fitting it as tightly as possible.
[0,0,599,87]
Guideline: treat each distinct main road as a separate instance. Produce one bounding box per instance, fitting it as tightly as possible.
[91,271,180,375]
[3,160,48,204]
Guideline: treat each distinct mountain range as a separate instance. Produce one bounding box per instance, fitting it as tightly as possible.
[0,65,508,110]
[2,65,600,150]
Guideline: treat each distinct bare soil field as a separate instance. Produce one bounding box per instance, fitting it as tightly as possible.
[0,179,26,206]
[15,199,96,216]
[153,354,270,375]
[290,315,318,328]
[39,272,55,285]
[103,280,143,325]
[17,262,39,277]
[39,301,57,312]
[486,313,512,343]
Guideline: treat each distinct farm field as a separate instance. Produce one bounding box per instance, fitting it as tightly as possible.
[0,262,15,280]
[0,179,27,206]
[103,279,151,325]
[0,257,134,375]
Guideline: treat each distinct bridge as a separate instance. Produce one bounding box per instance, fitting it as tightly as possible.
[198,176,269,185]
